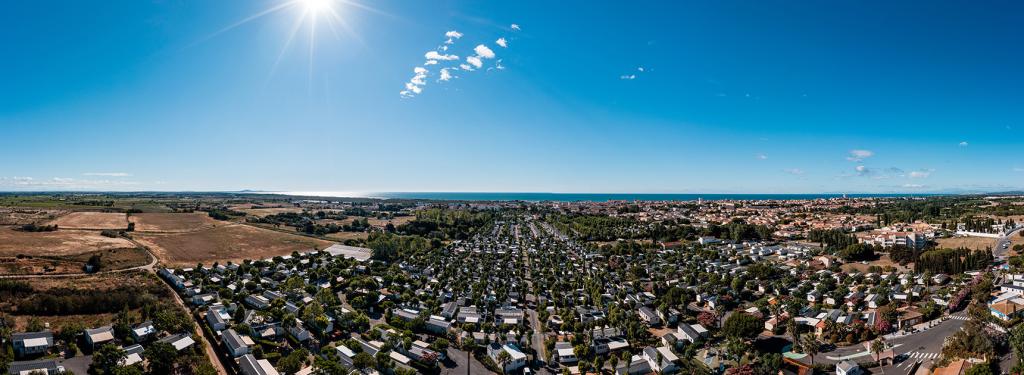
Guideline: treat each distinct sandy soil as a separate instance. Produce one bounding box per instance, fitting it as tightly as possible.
[0,228,135,257]
[134,223,333,266]
[129,212,226,232]
[48,212,128,230]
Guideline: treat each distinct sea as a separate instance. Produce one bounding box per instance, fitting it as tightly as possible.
[274,191,942,202]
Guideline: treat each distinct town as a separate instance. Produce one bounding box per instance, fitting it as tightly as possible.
[3,194,1024,375]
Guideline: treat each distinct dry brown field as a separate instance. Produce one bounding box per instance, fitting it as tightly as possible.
[129,212,226,232]
[936,236,997,251]
[0,247,149,275]
[134,223,333,266]
[235,207,306,217]
[325,231,369,242]
[0,227,135,257]
[48,211,128,229]
[0,208,67,225]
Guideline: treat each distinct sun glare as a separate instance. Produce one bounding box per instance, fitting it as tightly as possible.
[301,0,332,14]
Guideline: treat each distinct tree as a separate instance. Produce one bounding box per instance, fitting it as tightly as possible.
[495,350,511,374]
[871,339,886,374]
[801,335,818,366]
[277,349,309,375]
[352,352,375,369]
[144,342,178,374]
[722,313,762,340]
[91,344,126,375]
[1011,324,1024,369]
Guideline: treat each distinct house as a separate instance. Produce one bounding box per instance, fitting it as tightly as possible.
[158,333,196,352]
[192,292,217,306]
[638,307,661,326]
[425,317,451,335]
[990,300,1024,321]
[222,329,251,357]
[897,310,923,330]
[334,344,356,367]
[487,343,527,373]
[85,326,115,349]
[239,353,280,375]
[836,360,862,375]
[121,344,145,366]
[11,331,53,357]
[7,359,65,375]
[642,346,679,374]
[553,342,578,364]
[131,321,157,342]
[676,324,701,343]
[245,295,271,309]
[207,307,231,331]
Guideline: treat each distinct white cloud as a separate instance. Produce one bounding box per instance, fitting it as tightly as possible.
[466,56,483,69]
[855,165,869,176]
[474,44,495,59]
[510,24,521,31]
[958,141,969,147]
[908,169,933,178]
[756,154,768,160]
[400,66,429,97]
[902,184,926,189]
[459,63,473,71]
[439,68,453,81]
[83,172,131,177]
[846,149,874,162]
[424,51,459,61]
[784,168,805,175]
[445,30,463,39]
[620,74,636,80]
[496,38,507,48]
[637,67,645,72]
[1013,167,1024,172]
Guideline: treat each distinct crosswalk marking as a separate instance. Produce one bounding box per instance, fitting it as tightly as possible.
[949,315,969,321]
[905,351,940,359]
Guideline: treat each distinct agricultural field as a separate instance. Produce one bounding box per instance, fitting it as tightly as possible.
[133,223,334,266]
[232,205,305,217]
[0,207,67,225]
[936,235,997,251]
[368,215,416,228]
[129,212,226,232]
[324,231,369,242]
[0,227,135,257]
[0,247,149,275]
[48,211,128,229]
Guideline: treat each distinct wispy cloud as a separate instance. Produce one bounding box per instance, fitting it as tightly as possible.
[846,149,873,162]
[908,169,934,178]
[0,176,142,190]
[784,168,804,175]
[958,141,969,147]
[756,154,768,160]
[902,183,926,189]
[83,172,132,177]
[510,24,521,31]
[620,66,646,80]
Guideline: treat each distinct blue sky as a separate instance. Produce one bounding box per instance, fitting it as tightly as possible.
[1,0,1022,194]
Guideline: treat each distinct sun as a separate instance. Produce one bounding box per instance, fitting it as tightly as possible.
[300,0,333,15]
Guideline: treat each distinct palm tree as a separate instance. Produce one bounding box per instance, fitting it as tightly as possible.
[802,335,818,366]
[871,339,886,374]
[496,350,511,374]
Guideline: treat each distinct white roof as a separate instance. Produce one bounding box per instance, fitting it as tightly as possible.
[23,337,49,348]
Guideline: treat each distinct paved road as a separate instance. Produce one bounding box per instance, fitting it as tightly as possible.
[995,226,1023,258]
[818,312,967,369]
